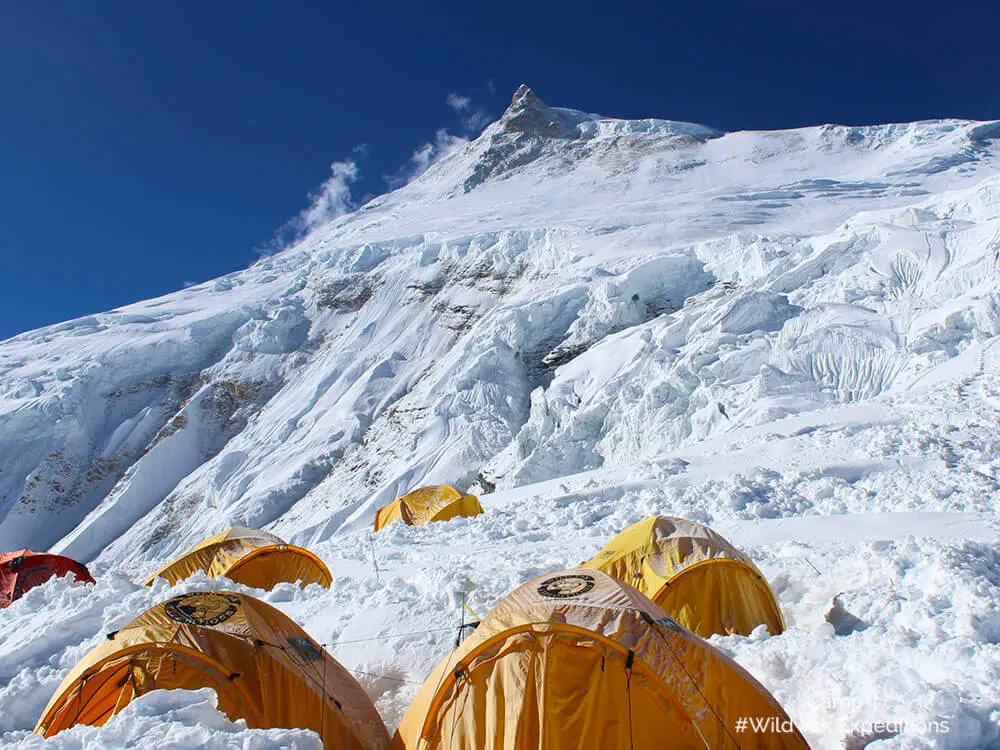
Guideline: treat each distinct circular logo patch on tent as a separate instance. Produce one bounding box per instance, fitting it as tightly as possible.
[165,592,240,627]
[537,574,596,599]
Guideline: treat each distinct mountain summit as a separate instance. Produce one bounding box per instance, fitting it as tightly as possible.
[458,85,720,192]
[499,84,576,137]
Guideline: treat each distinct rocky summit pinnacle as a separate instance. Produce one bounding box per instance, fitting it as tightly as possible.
[499,85,574,138]
[506,84,549,117]
[461,85,580,192]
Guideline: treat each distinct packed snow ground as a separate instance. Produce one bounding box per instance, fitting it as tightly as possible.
[3,87,1000,748]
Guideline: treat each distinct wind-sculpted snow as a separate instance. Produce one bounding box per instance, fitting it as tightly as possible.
[2,89,1000,747]
[10,690,322,749]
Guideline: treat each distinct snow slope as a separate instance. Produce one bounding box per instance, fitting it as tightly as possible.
[3,86,1000,748]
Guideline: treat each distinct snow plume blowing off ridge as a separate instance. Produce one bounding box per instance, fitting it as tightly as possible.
[299,159,360,230]
[262,157,362,254]
[3,87,1000,747]
[269,91,489,251]
[387,91,491,187]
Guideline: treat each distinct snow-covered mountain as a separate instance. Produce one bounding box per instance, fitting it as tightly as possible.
[3,86,1000,748]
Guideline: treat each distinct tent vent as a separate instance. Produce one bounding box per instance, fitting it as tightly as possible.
[288,637,324,661]
[657,616,684,633]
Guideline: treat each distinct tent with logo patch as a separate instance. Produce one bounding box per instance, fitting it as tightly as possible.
[35,590,391,748]
[374,485,484,531]
[0,550,94,609]
[392,568,807,750]
[144,526,331,590]
[582,516,785,638]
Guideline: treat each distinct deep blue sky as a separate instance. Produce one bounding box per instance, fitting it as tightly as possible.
[1,0,997,340]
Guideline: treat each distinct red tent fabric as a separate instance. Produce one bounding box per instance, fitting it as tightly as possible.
[0,550,94,609]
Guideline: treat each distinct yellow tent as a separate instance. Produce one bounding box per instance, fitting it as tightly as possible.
[393,568,807,750]
[36,590,390,748]
[374,485,483,531]
[583,516,785,637]
[144,526,332,590]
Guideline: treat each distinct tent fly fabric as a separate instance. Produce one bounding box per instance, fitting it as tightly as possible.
[0,550,94,609]
[393,568,808,750]
[584,516,785,637]
[144,525,332,590]
[35,590,390,749]
[374,486,484,531]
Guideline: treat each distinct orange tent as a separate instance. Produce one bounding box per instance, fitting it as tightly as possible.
[144,526,331,590]
[374,486,483,531]
[393,568,807,750]
[584,516,785,637]
[36,590,390,749]
[0,550,94,608]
